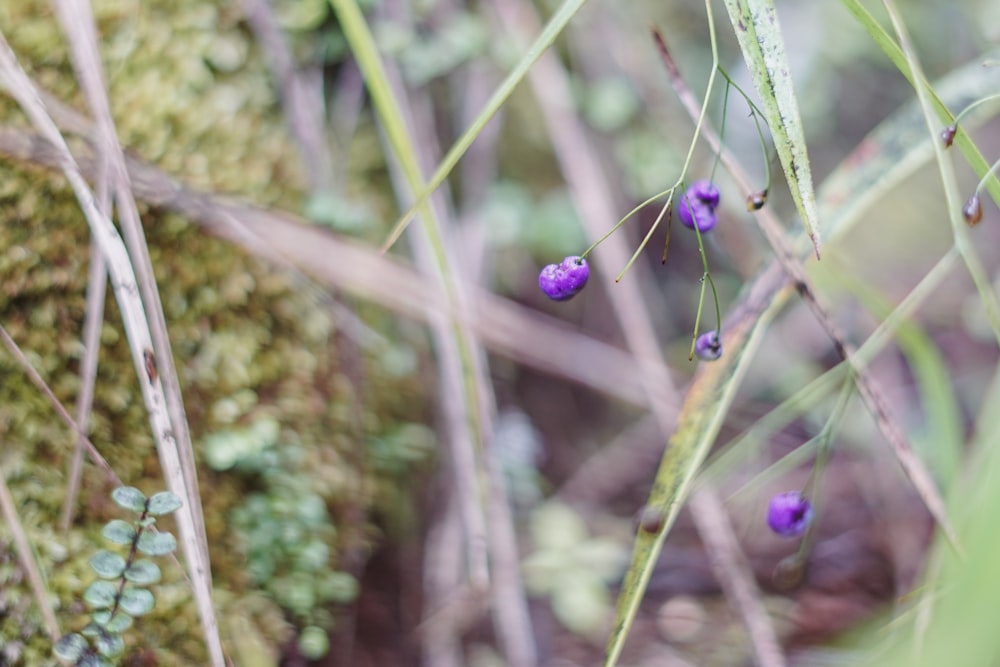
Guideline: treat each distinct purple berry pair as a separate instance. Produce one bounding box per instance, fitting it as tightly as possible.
[538,255,590,301]
[767,491,813,538]
[678,180,721,232]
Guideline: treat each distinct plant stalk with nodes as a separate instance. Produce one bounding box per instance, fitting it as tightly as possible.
[54,487,182,667]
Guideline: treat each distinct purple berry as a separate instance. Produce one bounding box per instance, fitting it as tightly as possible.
[538,255,590,301]
[693,330,722,361]
[677,180,721,232]
[766,491,813,538]
[689,179,721,208]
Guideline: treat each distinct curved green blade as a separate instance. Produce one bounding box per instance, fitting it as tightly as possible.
[724,0,822,258]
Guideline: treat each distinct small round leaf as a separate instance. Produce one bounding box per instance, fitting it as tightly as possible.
[111,486,147,513]
[298,625,330,660]
[79,654,113,667]
[54,633,87,660]
[146,491,182,516]
[124,559,161,585]
[119,587,155,616]
[95,632,125,657]
[81,621,103,637]
[106,611,134,634]
[91,609,134,634]
[137,530,176,556]
[84,580,119,609]
[89,550,127,579]
[102,520,137,545]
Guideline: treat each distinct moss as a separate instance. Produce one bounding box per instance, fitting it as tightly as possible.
[0,0,433,664]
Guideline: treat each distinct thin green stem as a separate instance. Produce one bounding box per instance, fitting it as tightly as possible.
[973,154,1000,195]
[883,0,1000,347]
[685,186,723,360]
[717,65,773,198]
[581,187,675,260]
[710,83,730,182]
[603,6,722,281]
[795,377,854,561]
[951,92,1000,128]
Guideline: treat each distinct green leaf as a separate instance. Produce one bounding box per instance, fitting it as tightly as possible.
[92,609,134,633]
[79,653,113,667]
[111,486,147,513]
[84,580,119,610]
[119,587,155,616]
[89,550,127,579]
[298,625,331,660]
[102,519,136,545]
[723,0,822,258]
[136,530,177,556]
[124,559,162,585]
[317,571,359,604]
[95,632,125,657]
[81,621,103,637]
[146,491,182,516]
[54,633,88,660]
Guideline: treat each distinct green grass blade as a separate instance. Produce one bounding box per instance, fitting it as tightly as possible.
[723,0,822,258]
[819,50,1000,247]
[881,2,1000,349]
[378,0,589,251]
[328,0,491,583]
[603,268,793,667]
[839,0,1000,210]
[328,0,428,202]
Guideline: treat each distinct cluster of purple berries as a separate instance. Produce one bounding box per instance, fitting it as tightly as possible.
[678,179,721,232]
[538,179,724,303]
[535,182,815,542]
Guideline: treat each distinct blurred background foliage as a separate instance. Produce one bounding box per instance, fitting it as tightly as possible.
[0,0,998,665]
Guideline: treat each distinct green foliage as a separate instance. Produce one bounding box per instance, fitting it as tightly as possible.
[205,418,417,658]
[55,488,182,666]
[522,502,626,638]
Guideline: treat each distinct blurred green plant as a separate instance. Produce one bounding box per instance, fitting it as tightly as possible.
[522,502,626,638]
[204,419,356,659]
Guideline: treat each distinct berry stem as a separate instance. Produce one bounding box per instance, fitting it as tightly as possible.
[595,21,721,283]
[614,192,676,281]
[686,195,722,360]
[710,83,730,183]
[950,93,1000,130]
[790,377,854,564]
[717,66,773,199]
[580,187,675,262]
[972,154,1000,199]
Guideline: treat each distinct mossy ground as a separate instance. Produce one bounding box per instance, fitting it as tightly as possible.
[0,1,431,664]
